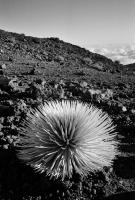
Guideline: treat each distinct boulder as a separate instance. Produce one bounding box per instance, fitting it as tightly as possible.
[0,64,6,69]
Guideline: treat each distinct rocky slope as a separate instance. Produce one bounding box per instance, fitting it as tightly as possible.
[0,29,135,200]
[123,63,135,75]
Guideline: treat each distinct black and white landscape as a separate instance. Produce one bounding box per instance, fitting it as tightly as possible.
[0,0,135,199]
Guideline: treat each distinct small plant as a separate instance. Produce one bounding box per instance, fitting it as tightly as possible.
[17,100,118,180]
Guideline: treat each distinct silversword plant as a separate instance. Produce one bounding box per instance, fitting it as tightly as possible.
[18,100,118,180]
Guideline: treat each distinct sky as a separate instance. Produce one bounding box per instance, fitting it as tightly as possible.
[0,0,134,47]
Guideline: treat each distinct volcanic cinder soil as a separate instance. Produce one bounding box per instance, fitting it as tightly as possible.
[0,29,135,200]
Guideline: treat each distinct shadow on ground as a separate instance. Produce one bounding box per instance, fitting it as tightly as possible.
[114,156,135,178]
[0,149,68,199]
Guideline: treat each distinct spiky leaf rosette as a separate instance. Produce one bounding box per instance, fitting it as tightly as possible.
[17,100,118,180]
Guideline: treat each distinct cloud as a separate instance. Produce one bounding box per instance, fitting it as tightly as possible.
[87,44,135,65]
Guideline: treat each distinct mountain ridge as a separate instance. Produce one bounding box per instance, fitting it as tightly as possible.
[0,29,122,74]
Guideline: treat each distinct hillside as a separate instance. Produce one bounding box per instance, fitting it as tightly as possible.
[123,63,135,75]
[0,29,135,200]
[0,29,124,76]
